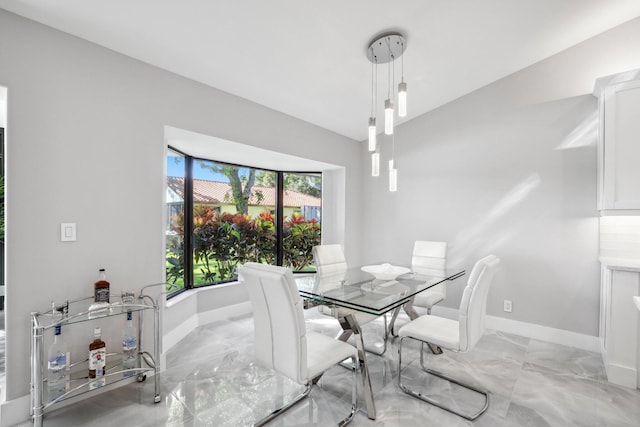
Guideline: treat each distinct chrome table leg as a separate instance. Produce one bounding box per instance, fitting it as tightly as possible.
[339,314,376,420]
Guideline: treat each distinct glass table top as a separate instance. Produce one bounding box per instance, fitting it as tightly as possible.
[295,266,465,316]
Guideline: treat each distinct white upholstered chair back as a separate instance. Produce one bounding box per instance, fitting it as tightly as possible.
[239,262,308,384]
[411,240,447,276]
[411,241,447,308]
[313,244,347,277]
[458,254,500,351]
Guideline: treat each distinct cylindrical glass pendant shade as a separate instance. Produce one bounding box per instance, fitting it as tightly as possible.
[368,117,376,151]
[398,82,407,117]
[389,167,398,192]
[384,99,394,135]
[372,152,380,177]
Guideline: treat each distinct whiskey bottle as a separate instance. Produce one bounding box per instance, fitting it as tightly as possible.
[89,269,111,318]
[88,328,106,386]
[94,268,110,304]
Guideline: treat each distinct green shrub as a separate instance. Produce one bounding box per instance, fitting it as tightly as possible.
[166,206,320,285]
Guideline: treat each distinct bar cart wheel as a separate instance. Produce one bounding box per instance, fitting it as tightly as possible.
[137,373,146,382]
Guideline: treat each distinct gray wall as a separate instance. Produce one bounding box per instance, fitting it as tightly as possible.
[360,17,640,336]
[0,9,362,415]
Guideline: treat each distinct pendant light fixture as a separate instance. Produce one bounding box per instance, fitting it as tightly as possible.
[366,32,407,191]
[398,37,407,118]
[371,152,380,177]
[368,50,377,152]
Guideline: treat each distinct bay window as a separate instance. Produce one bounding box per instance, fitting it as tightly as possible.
[165,146,321,294]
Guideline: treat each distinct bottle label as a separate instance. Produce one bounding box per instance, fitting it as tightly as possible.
[123,337,137,351]
[89,348,106,372]
[95,287,110,303]
[48,353,66,369]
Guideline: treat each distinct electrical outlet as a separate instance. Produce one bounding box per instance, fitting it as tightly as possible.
[503,300,513,313]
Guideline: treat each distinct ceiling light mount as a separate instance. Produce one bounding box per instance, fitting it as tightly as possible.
[366,33,406,64]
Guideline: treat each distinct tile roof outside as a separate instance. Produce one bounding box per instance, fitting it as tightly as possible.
[166,176,321,207]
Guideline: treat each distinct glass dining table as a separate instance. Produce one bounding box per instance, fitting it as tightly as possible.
[294,265,465,420]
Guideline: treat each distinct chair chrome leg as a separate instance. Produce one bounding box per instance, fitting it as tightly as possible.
[399,337,490,421]
[427,343,443,355]
[337,354,358,427]
[419,341,442,359]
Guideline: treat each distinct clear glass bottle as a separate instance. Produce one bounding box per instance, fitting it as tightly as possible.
[47,314,68,402]
[122,310,137,377]
[88,327,106,389]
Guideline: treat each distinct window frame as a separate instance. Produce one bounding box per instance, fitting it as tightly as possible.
[166,145,322,297]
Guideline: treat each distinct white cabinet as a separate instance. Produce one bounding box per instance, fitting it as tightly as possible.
[599,261,640,389]
[594,70,640,212]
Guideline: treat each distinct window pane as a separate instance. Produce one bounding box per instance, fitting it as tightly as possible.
[192,160,276,285]
[165,149,185,292]
[282,172,321,272]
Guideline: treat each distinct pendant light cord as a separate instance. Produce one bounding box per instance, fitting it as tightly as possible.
[370,48,375,117]
[401,39,405,83]
[390,38,396,163]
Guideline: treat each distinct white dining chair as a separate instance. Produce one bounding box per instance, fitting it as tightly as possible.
[388,240,447,336]
[312,244,390,355]
[313,244,348,276]
[397,254,500,420]
[239,262,358,427]
[411,240,448,312]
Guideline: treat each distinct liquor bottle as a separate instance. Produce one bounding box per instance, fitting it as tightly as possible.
[94,268,110,304]
[122,310,137,377]
[88,328,106,387]
[89,269,111,318]
[47,310,68,402]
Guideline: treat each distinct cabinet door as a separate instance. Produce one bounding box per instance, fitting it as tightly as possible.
[602,80,640,209]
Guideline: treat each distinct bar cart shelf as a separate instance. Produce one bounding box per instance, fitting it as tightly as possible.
[30,291,161,427]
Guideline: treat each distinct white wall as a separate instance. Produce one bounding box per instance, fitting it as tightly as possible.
[360,17,640,336]
[0,9,362,423]
[0,87,6,129]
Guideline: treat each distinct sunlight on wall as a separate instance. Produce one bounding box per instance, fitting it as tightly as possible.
[556,109,598,150]
[449,173,541,267]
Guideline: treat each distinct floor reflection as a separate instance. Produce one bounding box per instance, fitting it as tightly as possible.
[17,308,640,426]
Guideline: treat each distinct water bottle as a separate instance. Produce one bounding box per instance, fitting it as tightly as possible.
[47,320,67,402]
[122,310,137,377]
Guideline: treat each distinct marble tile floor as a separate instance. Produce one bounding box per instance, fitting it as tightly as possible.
[18,309,640,427]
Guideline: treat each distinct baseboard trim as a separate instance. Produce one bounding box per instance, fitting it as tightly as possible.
[0,394,30,427]
[163,301,252,352]
[163,312,199,354]
[605,362,638,388]
[430,306,600,353]
[197,301,252,325]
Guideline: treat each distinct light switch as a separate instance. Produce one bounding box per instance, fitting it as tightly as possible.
[61,222,77,242]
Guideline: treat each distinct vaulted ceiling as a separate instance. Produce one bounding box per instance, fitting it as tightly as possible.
[2,0,640,141]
